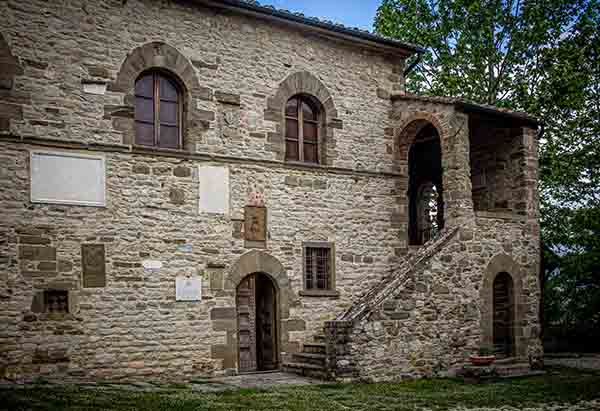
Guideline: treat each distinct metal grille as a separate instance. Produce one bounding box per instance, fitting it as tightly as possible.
[44,290,68,314]
[305,247,330,290]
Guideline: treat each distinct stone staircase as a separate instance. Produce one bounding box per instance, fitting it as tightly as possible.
[282,334,328,379]
[282,227,460,380]
[338,226,460,322]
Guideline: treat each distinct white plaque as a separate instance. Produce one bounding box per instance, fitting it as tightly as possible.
[198,165,229,214]
[176,277,202,301]
[30,150,106,206]
[82,82,107,95]
[142,260,163,272]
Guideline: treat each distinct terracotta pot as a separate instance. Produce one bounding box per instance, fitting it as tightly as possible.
[470,355,496,366]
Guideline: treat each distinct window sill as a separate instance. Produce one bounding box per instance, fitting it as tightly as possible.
[299,290,340,298]
[285,160,323,169]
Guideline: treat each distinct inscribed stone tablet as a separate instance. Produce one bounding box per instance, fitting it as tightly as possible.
[30,150,106,206]
[176,277,202,301]
[82,244,106,288]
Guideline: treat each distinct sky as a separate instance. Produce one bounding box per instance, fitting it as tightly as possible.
[259,0,381,31]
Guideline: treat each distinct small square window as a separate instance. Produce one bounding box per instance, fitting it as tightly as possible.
[301,242,338,297]
[44,290,69,314]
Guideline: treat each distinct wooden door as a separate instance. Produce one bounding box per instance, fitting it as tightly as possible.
[256,274,278,370]
[237,274,257,372]
[493,272,514,357]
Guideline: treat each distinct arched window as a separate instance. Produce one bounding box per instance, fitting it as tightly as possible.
[285,95,320,163]
[134,71,182,149]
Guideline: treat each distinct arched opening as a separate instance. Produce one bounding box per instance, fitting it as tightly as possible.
[493,271,514,357]
[408,123,444,245]
[134,70,183,149]
[284,93,323,164]
[236,272,278,372]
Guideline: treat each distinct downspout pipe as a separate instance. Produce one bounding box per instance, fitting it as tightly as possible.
[403,53,422,77]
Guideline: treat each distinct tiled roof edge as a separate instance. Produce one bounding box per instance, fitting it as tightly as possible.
[391,93,541,126]
[211,0,426,54]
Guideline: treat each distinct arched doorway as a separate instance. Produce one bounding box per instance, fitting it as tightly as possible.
[408,123,444,245]
[236,272,278,372]
[493,272,514,357]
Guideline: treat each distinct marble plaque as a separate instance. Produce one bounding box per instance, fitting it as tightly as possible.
[244,206,267,242]
[82,244,106,288]
[198,165,229,214]
[30,150,106,206]
[176,277,202,301]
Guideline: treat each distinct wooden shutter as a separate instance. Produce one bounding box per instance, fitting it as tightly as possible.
[134,72,181,149]
[134,74,155,146]
[237,275,257,372]
[285,96,319,163]
[158,75,180,149]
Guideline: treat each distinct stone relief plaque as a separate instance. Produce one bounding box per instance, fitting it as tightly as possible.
[244,206,267,242]
[176,277,202,301]
[82,244,106,288]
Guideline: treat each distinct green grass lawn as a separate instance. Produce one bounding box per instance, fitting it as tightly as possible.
[2,367,599,411]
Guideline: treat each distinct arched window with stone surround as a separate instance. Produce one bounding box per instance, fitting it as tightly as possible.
[134,71,182,149]
[285,94,320,163]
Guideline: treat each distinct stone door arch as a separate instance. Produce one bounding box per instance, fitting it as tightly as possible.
[481,254,525,357]
[227,250,293,372]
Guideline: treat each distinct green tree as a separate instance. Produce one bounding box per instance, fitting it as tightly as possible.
[375,0,600,331]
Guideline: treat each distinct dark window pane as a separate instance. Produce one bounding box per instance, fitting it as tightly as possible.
[305,249,314,289]
[303,122,318,142]
[303,142,318,164]
[285,97,298,118]
[302,100,317,121]
[135,97,154,122]
[159,125,179,149]
[305,247,330,290]
[285,140,299,161]
[159,101,178,125]
[135,122,155,146]
[285,118,298,139]
[135,74,154,98]
[159,76,179,102]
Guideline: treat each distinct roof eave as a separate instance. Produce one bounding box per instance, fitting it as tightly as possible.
[191,0,425,56]
[456,101,541,127]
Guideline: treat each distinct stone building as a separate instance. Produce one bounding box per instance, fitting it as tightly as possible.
[0,0,542,382]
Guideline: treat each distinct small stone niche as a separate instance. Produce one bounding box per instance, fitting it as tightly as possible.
[44,290,69,314]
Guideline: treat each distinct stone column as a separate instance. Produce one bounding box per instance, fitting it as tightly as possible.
[441,111,474,228]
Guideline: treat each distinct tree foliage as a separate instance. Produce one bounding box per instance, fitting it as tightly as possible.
[375,0,600,330]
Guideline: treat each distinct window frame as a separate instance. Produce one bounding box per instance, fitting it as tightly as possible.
[134,71,183,150]
[300,241,338,297]
[285,95,320,164]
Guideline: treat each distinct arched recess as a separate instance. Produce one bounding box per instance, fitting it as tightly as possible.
[395,113,449,245]
[0,33,25,131]
[226,250,296,371]
[481,254,526,357]
[108,42,204,150]
[264,71,343,164]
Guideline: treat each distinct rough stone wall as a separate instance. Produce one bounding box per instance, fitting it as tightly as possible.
[0,140,401,381]
[0,0,402,172]
[0,0,542,384]
[343,217,541,382]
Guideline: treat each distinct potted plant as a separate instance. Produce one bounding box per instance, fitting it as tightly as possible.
[469,345,496,366]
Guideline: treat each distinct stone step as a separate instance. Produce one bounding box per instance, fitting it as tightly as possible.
[282,362,328,380]
[303,342,326,354]
[292,352,326,366]
[495,363,532,377]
